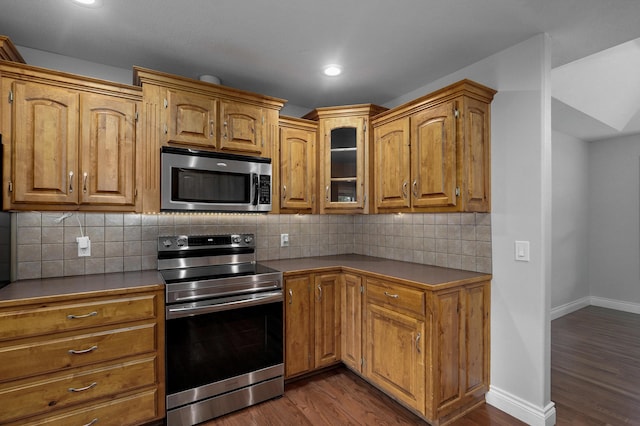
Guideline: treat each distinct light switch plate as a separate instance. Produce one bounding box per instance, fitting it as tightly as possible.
[514,240,530,262]
[280,233,289,247]
[77,236,91,257]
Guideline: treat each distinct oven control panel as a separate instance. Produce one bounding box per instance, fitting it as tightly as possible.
[158,234,256,251]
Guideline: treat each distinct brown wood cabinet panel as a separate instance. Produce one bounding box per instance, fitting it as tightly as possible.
[79,93,137,207]
[314,273,341,367]
[0,323,157,382]
[433,289,462,407]
[374,117,411,209]
[0,356,157,423]
[366,277,425,317]
[284,275,314,378]
[9,80,79,205]
[164,88,217,148]
[411,101,457,209]
[220,100,264,154]
[0,294,158,342]
[341,273,362,373]
[279,117,316,212]
[9,388,159,426]
[462,97,491,212]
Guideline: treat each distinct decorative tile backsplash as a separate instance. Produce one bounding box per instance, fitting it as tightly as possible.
[13,211,491,280]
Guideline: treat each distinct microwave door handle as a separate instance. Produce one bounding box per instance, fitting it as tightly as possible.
[252,174,259,205]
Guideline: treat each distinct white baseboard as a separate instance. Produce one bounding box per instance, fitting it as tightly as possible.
[552,296,640,319]
[550,296,590,320]
[590,297,640,314]
[486,386,556,426]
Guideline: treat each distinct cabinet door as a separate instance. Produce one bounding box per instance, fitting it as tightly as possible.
[321,116,366,211]
[364,302,425,414]
[374,117,411,210]
[411,101,457,208]
[284,275,314,378]
[280,124,315,211]
[220,101,264,154]
[79,93,137,207]
[341,273,362,373]
[9,80,79,205]
[165,89,217,148]
[462,97,491,211]
[314,273,341,367]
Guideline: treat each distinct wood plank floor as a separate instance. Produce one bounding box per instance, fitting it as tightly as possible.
[552,306,640,425]
[205,305,640,425]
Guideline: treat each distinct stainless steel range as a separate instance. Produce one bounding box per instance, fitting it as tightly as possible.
[158,233,284,426]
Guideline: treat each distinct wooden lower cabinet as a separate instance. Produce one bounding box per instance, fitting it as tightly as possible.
[0,288,165,426]
[341,273,362,373]
[284,272,341,379]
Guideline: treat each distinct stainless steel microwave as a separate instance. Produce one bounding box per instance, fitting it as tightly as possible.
[160,147,272,212]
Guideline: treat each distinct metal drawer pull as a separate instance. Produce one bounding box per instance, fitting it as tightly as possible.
[69,382,97,393]
[69,171,74,193]
[412,180,418,197]
[402,181,408,199]
[68,345,98,355]
[83,172,88,193]
[416,332,421,353]
[288,288,293,305]
[384,291,399,298]
[317,284,323,301]
[67,311,98,320]
[82,418,99,426]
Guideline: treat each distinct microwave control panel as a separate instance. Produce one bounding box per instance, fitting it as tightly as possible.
[259,175,271,204]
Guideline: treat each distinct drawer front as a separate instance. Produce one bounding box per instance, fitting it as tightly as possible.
[0,294,158,341]
[10,388,159,426]
[0,323,157,382]
[0,356,158,423]
[366,278,425,317]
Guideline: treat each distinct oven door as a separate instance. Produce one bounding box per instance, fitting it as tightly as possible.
[165,290,283,411]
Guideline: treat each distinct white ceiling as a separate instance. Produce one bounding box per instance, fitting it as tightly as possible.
[1,0,640,140]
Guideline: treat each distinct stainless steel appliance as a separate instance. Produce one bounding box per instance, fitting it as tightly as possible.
[159,233,283,426]
[160,146,272,212]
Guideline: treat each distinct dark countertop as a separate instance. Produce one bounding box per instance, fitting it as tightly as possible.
[262,254,491,289]
[0,270,164,307]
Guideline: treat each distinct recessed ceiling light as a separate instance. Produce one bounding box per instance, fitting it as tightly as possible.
[323,64,342,77]
[71,0,102,7]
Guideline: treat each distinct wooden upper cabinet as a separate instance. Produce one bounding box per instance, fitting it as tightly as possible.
[164,89,217,148]
[220,100,264,154]
[8,80,79,205]
[1,62,142,212]
[373,117,410,209]
[372,80,495,213]
[80,93,138,207]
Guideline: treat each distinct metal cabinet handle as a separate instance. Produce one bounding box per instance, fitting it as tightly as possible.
[412,180,418,197]
[288,288,293,305]
[384,291,399,299]
[164,123,168,134]
[416,332,421,353]
[283,185,287,200]
[69,171,74,193]
[82,419,99,426]
[210,120,215,137]
[325,185,329,201]
[317,284,323,301]
[223,120,228,139]
[68,345,98,355]
[82,172,88,193]
[67,311,97,320]
[402,181,408,199]
[68,382,97,393]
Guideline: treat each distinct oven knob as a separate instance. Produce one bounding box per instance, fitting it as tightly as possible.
[244,236,253,243]
[163,239,173,248]
[176,237,187,247]
[232,236,241,244]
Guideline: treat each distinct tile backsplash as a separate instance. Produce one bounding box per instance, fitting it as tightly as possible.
[14,211,491,280]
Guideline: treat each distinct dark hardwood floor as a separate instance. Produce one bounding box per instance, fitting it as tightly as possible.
[552,306,640,425]
[206,306,640,425]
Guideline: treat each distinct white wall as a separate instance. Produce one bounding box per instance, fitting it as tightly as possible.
[587,133,640,310]
[550,131,590,317]
[387,34,555,425]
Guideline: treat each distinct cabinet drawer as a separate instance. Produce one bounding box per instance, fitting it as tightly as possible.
[9,388,159,426]
[0,323,157,382]
[0,356,158,423]
[366,278,425,317]
[0,294,158,341]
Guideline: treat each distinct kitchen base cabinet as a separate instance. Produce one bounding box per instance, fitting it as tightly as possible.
[0,288,165,426]
[284,272,341,379]
[341,273,363,373]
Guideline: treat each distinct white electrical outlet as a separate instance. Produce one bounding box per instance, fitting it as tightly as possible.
[280,233,289,247]
[77,236,91,257]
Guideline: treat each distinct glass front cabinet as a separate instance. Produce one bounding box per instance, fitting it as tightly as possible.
[304,104,387,214]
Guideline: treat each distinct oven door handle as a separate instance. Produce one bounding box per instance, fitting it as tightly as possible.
[166,290,282,319]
